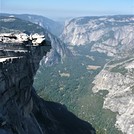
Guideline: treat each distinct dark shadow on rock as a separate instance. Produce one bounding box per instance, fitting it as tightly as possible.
[32,89,96,134]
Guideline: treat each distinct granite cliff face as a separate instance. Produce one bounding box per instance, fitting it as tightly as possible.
[61,15,134,56]
[92,57,134,134]
[0,34,95,134]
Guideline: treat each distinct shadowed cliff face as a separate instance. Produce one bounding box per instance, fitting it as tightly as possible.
[0,35,95,134]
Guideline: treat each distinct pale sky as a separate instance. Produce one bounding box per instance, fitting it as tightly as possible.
[0,0,134,18]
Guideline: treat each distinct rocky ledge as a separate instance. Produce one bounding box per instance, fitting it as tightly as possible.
[0,33,95,134]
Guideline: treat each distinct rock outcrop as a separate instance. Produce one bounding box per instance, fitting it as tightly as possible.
[0,33,46,45]
[0,34,95,134]
[61,15,134,56]
[92,57,134,134]
[0,16,71,66]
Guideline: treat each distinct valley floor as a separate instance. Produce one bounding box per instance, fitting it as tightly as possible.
[34,45,124,134]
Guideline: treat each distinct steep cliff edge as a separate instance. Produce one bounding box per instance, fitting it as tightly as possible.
[0,34,95,134]
[0,16,71,66]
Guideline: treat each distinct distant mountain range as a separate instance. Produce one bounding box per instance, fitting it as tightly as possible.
[0,13,64,36]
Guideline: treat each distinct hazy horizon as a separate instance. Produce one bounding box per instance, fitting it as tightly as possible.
[0,0,134,20]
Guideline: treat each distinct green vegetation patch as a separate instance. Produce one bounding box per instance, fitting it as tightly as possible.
[110,65,128,75]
